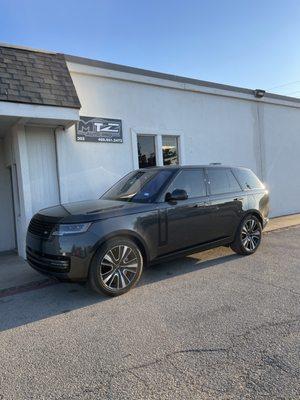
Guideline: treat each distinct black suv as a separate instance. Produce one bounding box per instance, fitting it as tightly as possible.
[26,165,269,296]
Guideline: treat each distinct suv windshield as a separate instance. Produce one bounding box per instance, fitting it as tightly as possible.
[102,169,174,203]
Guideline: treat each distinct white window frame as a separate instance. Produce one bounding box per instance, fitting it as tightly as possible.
[131,128,185,169]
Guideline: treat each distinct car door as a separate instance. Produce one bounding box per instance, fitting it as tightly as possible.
[157,168,211,255]
[205,167,246,240]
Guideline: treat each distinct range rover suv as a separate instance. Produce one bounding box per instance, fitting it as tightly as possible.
[26,165,269,296]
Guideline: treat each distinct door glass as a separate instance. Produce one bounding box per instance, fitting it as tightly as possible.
[137,135,156,168]
[166,169,206,198]
[162,136,179,165]
[207,168,241,195]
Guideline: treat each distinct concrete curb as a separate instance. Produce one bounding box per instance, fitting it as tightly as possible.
[264,214,300,233]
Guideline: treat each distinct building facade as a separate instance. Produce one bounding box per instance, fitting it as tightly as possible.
[0,43,300,257]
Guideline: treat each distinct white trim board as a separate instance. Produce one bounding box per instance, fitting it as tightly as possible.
[0,101,80,128]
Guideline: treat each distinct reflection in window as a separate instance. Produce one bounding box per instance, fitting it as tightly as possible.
[166,169,206,198]
[137,135,156,168]
[232,168,264,190]
[162,136,179,165]
[207,168,241,195]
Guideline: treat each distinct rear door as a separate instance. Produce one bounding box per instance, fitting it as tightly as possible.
[158,168,211,255]
[205,167,245,240]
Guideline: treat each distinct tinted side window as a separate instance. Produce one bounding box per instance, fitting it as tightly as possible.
[167,169,206,198]
[207,168,241,195]
[233,168,264,190]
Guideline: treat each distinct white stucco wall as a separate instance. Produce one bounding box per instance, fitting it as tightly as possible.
[58,71,261,205]
[262,104,300,216]
[54,63,300,217]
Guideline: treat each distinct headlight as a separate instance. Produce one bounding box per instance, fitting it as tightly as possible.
[52,223,92,236]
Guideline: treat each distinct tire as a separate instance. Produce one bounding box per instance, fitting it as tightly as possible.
[89,237,144,296]
[230,215,262,255]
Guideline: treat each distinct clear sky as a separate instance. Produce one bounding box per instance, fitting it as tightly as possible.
[1,0,300,96]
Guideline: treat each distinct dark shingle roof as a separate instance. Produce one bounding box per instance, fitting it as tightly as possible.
[0,45,81,109]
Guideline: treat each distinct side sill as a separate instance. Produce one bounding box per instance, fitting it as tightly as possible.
[150,237,233,265]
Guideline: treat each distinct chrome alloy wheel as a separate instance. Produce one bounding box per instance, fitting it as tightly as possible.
[99,245,139,291]
[241,218,261,251]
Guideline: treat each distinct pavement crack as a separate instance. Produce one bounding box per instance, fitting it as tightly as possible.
[262,354,299,377]
[116,347,228,375]
[128,370,151,388]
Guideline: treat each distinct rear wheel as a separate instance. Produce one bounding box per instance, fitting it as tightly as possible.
[89,237,144,296]
[231,215,262,255]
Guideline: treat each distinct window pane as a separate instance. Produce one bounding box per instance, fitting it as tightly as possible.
[137,135,156,168]
[233,168,264,190]
[207,168,241,195]
[167,169,206,198]
[162,136,179,165]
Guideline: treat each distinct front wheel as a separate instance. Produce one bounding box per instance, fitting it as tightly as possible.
[230,215,262,255]
[89,237,144,296]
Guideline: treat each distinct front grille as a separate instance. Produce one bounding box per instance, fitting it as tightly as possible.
[28,218,56,239]
[26,247,70,273]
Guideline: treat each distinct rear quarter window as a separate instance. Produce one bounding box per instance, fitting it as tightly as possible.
[233,168,265,190]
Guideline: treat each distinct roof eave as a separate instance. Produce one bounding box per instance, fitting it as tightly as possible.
[64,53,300,105]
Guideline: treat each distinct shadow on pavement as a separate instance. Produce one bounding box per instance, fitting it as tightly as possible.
[0,248,240,332]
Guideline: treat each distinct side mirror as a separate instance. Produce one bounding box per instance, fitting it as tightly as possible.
[165,189,188,202]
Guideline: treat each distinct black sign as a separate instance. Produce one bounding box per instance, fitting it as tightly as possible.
[76,116,123,143]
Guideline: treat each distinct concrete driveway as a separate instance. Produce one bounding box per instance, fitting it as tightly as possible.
[0,226,299,399]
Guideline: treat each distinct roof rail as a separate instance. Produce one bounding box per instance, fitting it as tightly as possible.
[209,162,222,165]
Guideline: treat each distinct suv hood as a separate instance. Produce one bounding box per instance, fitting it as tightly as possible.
[36,199,155,223]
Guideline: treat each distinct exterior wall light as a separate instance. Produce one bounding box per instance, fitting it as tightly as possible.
[254,89,265,98]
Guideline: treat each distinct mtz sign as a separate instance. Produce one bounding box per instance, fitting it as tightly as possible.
[76,116,123,143]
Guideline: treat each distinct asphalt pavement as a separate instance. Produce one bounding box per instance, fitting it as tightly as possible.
[0,226,299,399]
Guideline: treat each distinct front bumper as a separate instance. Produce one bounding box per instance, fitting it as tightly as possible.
[26,230,97,281]
[26,246,71,280]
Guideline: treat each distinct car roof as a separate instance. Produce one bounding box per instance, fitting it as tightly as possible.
[139,164,250,171]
